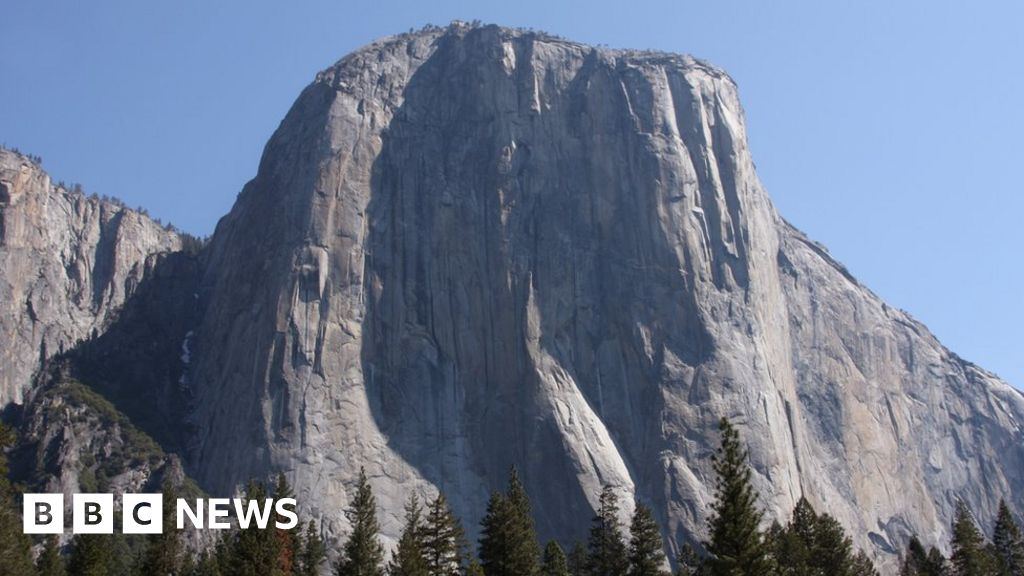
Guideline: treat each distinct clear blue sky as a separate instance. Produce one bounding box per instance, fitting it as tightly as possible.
[1,1,1020,387]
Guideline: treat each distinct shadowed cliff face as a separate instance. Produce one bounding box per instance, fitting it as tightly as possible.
[358,29,735,541]
[176,23,1023,571]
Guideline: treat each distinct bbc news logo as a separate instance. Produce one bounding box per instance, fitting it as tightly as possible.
[23,493,298,534]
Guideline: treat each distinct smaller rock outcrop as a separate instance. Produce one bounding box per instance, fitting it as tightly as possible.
[0,148,184,405]
[10,372,187,497]
[6,367,209,551]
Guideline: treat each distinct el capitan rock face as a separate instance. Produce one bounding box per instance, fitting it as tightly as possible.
[2,23,1022,573]
[182,23,1023,569]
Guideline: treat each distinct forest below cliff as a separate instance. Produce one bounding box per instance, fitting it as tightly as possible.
[2,418,1022,576]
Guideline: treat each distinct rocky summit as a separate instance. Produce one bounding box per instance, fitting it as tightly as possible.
[2,22,1022,572]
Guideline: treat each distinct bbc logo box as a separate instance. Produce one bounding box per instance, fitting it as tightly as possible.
[22,492,298,534]
[22,494,63,534]
[23,493,163,535]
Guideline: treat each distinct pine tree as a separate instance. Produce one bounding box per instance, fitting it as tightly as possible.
[676,542,704,576]
[505,468,541,576]
[480,467,541,576]
[850,550,880,576]
[542,541,570,576]
[950,500,998,576]
[68,534,114,576]
[0,424,34,576]
[141,482,184,575]
[231,480,282,576]
[900,536,947,576]
[790,497,818,548]
[993,500,1024,576]
[587,485,629,576]
[274,473,302,575]
[567,542,589,576]
[480,491,512,576]
[704,418,772,576]
[767,516,810,576]
[769,497,866,576]
[928,547,951,576]
[810,512,854,576]
[901,532,933,569]
[390,494,429,576]
[298,520,327,576]
[422,493,465,576]
[337,468,386,576]
[628,502,668,576]
[37,534,66,576]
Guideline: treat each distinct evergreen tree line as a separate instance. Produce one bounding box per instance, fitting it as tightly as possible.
[897,498,1024,576]
[4,420,1024,575]
[686,418,881,576]
[335,466,674,576]
[186,474,327,576]
[332,419,1022,576]
[679,419,1024,576]
[331,420,883,576]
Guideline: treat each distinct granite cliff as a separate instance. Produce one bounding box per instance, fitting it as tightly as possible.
[187,23,1024,569]
[0,149,184,405]
[2,23,1022,572]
